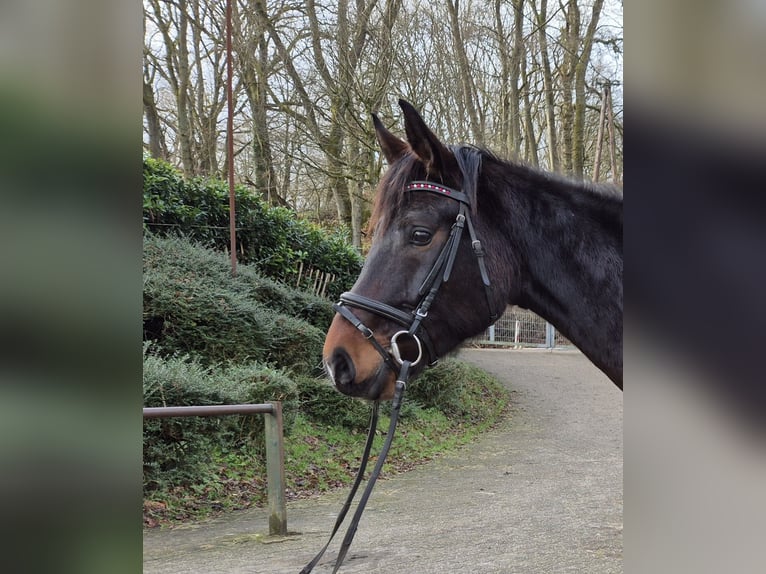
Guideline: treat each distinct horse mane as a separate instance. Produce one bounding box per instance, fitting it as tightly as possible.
[368,145,622,235]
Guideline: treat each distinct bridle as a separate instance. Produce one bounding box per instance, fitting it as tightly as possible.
[301,179,496,574]
[335,180,496,370]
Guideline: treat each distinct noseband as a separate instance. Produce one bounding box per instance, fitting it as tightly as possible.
[302,179,495,573]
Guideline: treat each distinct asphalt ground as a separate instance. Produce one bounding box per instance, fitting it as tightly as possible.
[143,349,623,573]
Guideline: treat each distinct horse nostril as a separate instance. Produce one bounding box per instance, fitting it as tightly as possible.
[328,348,355,387]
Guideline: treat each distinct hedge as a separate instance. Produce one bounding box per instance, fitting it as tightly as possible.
[143,157,363,301]
[143,235,327,374]
[143,351,300,491]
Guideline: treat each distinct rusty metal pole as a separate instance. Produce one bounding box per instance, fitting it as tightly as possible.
[226,0,237,276]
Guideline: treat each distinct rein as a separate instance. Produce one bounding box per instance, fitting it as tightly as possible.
[301,179,494,573]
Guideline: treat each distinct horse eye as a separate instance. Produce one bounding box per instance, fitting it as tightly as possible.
[411,229,432,246]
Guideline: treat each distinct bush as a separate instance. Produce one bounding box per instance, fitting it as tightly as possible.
[143,352,240,492]
[235,264,335,332]
[295,375,371,431]
[143,157,363,300]
[143,351,300,493]
[406,358,508,423]
[143,235,326,374]
[215,362,300,446]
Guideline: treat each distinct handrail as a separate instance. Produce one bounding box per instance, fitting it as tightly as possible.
[143,404,275,418]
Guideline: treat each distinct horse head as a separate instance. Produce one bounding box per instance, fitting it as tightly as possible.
[323,100,507,400]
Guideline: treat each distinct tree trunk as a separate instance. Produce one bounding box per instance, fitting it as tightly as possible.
[237,0,286,206]
[534,0,560,171]
[494,0,511,156]
[143,74,167,160]
[190,0,219,176]
[573,0,604,180]
[509,0,524,155]
[520,51,539,166]
[446,0,482,145]
[559,0,582,176]
[175,0,195,176]
[142,10,167,161]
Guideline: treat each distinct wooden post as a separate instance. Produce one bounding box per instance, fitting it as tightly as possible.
[264,402,287,536]
[295,260,304,288]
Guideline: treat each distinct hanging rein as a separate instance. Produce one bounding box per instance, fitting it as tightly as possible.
[301,179,495,573]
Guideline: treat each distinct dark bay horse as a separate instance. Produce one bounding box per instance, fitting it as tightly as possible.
[323,99,622,401]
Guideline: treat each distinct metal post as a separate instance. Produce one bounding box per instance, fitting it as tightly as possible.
[545,322,555,348]
[264,402,287,536]
[488,324,495,342]
[226,0,237,277]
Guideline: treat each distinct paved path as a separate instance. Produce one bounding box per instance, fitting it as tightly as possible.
[143,349,623,573]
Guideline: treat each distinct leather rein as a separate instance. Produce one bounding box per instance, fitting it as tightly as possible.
[301,180,495,573]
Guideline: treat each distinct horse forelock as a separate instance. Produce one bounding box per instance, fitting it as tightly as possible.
[369,146,487,236]
[368,152,422,235]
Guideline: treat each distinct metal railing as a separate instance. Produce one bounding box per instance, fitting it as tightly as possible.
[142,402,287,536]
[469,307,574,349]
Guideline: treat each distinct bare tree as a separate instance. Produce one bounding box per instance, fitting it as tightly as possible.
[143,0,623,242]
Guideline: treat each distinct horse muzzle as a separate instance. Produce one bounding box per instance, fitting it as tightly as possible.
[323,314,399,400]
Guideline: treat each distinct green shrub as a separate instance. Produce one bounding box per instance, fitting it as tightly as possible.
[235,264,335,332]
[143,352,240,492]
[406,358,508,423]
[143,233,334,331]
[143,351,301,493]
[143,235,326,374]
[294,375,371,431]
[143,157,363,300]
[213,362,300,449]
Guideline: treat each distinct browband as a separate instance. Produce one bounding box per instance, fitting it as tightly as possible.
[405,181,470,204]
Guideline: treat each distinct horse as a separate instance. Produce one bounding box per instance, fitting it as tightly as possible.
[323,99,622,402]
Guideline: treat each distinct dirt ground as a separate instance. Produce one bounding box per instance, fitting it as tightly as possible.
[143,349,623,573]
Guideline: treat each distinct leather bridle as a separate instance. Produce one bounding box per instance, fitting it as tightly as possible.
[301,179,495,574]
[335,180,496,370]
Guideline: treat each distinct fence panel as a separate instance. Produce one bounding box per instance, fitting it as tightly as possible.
[469,307,573,348]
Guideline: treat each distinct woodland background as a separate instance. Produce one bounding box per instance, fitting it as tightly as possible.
[143,0,623,249]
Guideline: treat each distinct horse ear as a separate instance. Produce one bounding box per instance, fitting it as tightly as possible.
[398,99,457,177]
[372,113,408,164]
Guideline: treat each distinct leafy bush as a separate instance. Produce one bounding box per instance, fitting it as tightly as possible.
[143,351,300,493]
[294,375,371,431]
[143,157,363,300]
[406,358,508,423]
[235,264,335,332]
[143,352,239,491]
[216,362,300,447]
[143,235,326,374]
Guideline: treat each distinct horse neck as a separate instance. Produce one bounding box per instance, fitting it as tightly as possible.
[491,165,623,386]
